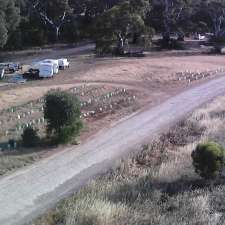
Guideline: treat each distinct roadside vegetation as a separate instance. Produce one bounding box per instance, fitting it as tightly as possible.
[32,95,225,225]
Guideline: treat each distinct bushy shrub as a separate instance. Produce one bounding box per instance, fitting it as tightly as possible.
[57,123,83,144]
[22,127,40,148]
[44,90,83,144]
[191,142,225,179]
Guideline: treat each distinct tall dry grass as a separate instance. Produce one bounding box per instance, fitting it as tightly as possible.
[0,153,40,176]
[32,96,225,225]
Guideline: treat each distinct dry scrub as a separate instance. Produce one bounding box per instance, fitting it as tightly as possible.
[31,96,225,225]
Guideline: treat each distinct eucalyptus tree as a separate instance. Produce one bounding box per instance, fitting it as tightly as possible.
[203,0,225,41]
[150,0,192,43]
[29,0,72,40]
[94,0,150,54]
[0,0,20,48]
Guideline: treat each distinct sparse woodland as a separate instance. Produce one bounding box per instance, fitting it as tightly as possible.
[2,0,225,51]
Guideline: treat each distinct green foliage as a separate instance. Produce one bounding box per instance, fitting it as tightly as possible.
[94,0,150,55]
[22,127,40,148]
[4,0,225,49]
[191,142,225,179]
[0,0,20,48]
[44,90,83,144]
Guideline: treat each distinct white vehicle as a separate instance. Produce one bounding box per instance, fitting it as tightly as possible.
[42,59,59,74]
[8,63,21,72]
[0,68,4,79]
[0,62,21,73]
[194,33,206,40]
[58,58,69,69]
[39,63,54,78]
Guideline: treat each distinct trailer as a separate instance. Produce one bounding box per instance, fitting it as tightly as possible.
[42,59,59,74]
[38,63,54,78]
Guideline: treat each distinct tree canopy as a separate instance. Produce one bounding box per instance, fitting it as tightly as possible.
[94,0,150,54]
[2,0,225,50]
[0,0,20,48]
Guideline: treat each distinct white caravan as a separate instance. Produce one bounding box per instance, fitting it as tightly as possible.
[42,59,59,74]
[58,58,69,69]
[39,63,54,78]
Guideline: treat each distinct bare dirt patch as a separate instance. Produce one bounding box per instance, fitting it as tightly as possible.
[2,53,225,110]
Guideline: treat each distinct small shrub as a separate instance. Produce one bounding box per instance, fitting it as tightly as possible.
[44,90,83,144]
[22,127,40,148]
[191,142,225,180]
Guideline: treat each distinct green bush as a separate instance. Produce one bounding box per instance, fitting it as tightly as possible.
[44,89,83,144]
[22,127,40,148]
[191,142,225,179]
[57,122,83,144]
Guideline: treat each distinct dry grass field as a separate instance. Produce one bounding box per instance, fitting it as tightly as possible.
[31,95,225,225]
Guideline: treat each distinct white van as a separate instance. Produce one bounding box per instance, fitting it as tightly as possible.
[39,63,54,78]
[42,59,59,74]
[58,58,69,69]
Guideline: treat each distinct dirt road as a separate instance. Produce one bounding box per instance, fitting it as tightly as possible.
[1,76,225,225]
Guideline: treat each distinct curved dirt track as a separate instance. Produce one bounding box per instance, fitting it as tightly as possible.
[2,76,225,225]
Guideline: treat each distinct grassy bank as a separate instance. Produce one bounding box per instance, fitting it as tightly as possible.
[32,95,225,225]
[0,152,40,176]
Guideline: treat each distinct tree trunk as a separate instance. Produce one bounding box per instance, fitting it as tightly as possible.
[117,34,125,55]
[162,0,171,47]
[55,26,60,42]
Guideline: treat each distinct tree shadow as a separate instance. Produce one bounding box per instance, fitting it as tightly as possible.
[0,138,58,157]
[105,173,225,206]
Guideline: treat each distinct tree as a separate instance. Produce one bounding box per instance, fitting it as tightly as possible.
[94,0,150,54]
[0,0,20,48]
[28,0,72,40]
[197,0,225,42]
[191,142,225,180]
[44,90,83,144]
[149,0,192,45]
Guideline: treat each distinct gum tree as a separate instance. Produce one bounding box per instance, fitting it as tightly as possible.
[0,0,20,48]
[29,0,72,40]
[94,0,150,54]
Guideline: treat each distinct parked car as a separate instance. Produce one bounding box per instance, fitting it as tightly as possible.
[8,63,21,72]
[194,33,206,40]
[58,58,70,69]
[0,62,21,73]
